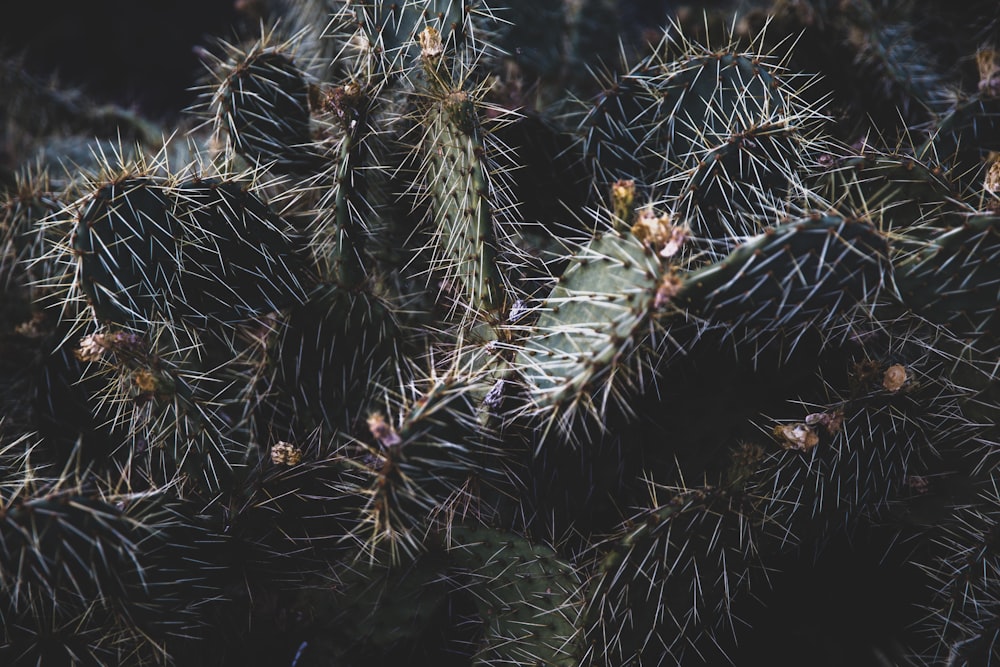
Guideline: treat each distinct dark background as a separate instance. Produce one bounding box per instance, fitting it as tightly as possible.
[0,0,705,120]
[0,0,242,119]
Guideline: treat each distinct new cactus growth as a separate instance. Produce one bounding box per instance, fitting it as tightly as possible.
[413,25,510,323]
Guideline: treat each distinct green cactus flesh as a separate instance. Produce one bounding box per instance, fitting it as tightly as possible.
[586,487,762,666]
[895,214,1000,350]
[6,2,1000,665]
[447,524,585,667]
[416,66,507,323]
[675,213,889,348]
[172,178,310,326]
[219,49,322,173]
[72,177,185,329]
[513,229,667,433]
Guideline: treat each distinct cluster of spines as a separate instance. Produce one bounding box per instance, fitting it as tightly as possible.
[908,477,1000,666]
[78,319,270,492]
[572,21,827,254]
[510,211,670,441]
[674,211,890,355]
[205,28,326,175]
[894,213,1000,353]
[351,368,510,562]
[583,481,776,667]
[64,168,310,333]
[409,24,514,326]
[0,435,226,665]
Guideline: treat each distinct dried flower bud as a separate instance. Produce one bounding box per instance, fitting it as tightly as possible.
[631,207,665,244]
[367,412,402,448]
[133,369,158,394]
[773,423,819,452]
[483,379,505,408]
[659,226,688,258]
[611,179,636,223]
[75,331,147,362]
[882,364,907,393]
[986,153,1000,196]
[654,272,684,310]
[75,333,108,362]
[978,47,1000,98]
[323,81,365,128]
[419,26,444,61]
[631,207,688,258]
[805,410,844,435]
[271,441,303,466]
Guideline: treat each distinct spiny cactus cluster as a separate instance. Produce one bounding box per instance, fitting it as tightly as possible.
[2,0,1000,665]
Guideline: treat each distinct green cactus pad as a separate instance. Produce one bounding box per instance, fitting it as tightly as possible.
[810,148,959,238]
[271,285,400,433]
[660,51,790,166]
[218,48,322,173]
[585,487,763,666]
[79,321,264,493]
[905,481,1000,666]
[173,178,310,327]
[577,40,823,249]
[0,459,224,663]
[0,166,64,296]
[513,230,668,436]
[72,177,185,329]
[748,310,974,547]
[222,443,368,579]
[923,94,1000,182]
[894,214,1000,350]
[575,67,663,189]
[290,553,452,663]
[416,84,506,321]
[675,213,889,350]
[447,523,585,667]
[356,376,508,560]
[348,0,494,73]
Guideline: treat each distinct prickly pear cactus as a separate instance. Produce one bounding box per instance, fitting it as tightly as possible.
[3,1,1000,665]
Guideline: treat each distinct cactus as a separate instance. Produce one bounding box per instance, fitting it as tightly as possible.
[574,23,826,252]
[513,219,670,438]
[70,175,186,329]
[5,2,1000,665]
[584,485,766,666]
[894,213,1000,352]
[67,167,309,332]
[411,25,512,324]
[352,370,511,561]
[207,31,325,174]
[447,523,585,666]
[674,212,889,352]
[0,434,226,665]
